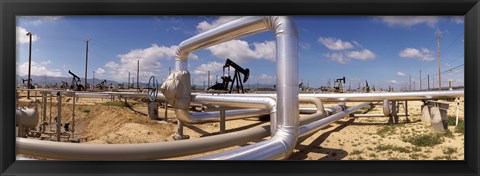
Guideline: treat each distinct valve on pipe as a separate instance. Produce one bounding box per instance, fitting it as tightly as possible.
[146,76,160,120]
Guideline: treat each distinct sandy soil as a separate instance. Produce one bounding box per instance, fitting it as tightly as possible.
[16,90,464,160]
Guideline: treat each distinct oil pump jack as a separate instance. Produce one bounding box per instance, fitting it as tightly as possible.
[334,76,345,93]
[96,80,107,90]
[364,80,371,93]
[68,70,85,91]
[208,58,250,93]
[22,78,35,89]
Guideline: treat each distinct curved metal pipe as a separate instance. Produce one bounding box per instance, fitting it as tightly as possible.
[15,104,353,160]
[176,95,275,124]
[192,16,298,160]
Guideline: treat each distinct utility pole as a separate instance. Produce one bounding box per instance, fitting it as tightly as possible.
[26,32,33,99]
[207,71,211,88]
[419,70,422,91]
[44,75,47,88]
[432,77,435,90]
[413,81,416,91]
[92,71,95,90]
[437,32,442,90]
[128,72,130,89]
[137,60,140,90]
[84,39,90,91]
[427,74,430,91]
[409,74,411,91]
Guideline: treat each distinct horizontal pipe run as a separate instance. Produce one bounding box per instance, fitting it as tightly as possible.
[195,90,463,102]
[298,102,371,139]
[16,104,361,160]
[182,109,269,124]
[353,113,407,117]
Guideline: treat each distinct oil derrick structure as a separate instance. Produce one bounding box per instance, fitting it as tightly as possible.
[207,58,250,93]
[68,70,85,91]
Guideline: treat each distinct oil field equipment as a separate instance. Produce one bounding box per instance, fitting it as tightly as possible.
[96,80,107,90]
[364,80,371,93]
[22,78,35,89]
[334,76,346,93]
[68,70,85,91]
[60,81,69,89]
[208,58,250,93]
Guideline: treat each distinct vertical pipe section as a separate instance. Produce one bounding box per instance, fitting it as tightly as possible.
[195,17,298,160]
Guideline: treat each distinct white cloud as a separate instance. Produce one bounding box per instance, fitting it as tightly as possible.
[207,39,275,63]
[101,44,198,81]
[323,53,348,64]
[196,16,240,33]
[299,42,311,50]
[18,16,63,26]
[397,72,406,77]
[451,16,464,24]
[96,68,105,75]
[193,61,224,75]
[258,74,274,80]
[16,26,39,45]
[388,80,398,84]
[17,60,62,77]
[323,49,376,64]
[347,49,375,60]
[376,16,440,28]
[318,37,355,50]
[399,47,434,61]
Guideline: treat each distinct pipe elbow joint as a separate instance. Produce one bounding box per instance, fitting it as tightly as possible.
[275,126,298,159]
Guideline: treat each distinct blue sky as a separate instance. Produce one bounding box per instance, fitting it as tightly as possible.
[16,16,464,90]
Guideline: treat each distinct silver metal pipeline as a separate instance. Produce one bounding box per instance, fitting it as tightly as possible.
[162,16,298,159]
[195,90,463,102]
[182,16,298,160]
[176,95,275,124]
[298,102,371,138]
[16,104,351,160]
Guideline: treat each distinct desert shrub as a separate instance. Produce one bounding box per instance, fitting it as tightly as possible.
[403,133,443,147]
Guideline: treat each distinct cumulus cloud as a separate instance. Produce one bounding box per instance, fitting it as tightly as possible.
[323,53,348,64]
[451,16,464,24]
[16,26,39,45]
[17,60,62,77]
[197,16,240,33]
[375,16,440,28]
[346,49,375,60]
[399,47,434,61]
[100,44,198,81]
[323,49,375,64]
[193,61,224,75]
[318,37,355,50]
[207,39,275,63]
[397,72,406,77]
[96,68,105,75]
[18,16,63,26]
[299,42,311,50]
[388,80,398,84]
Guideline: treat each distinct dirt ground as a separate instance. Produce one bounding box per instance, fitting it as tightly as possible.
[16,90,464,160]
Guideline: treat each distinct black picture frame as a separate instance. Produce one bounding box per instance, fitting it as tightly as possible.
[1,0,479,175]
